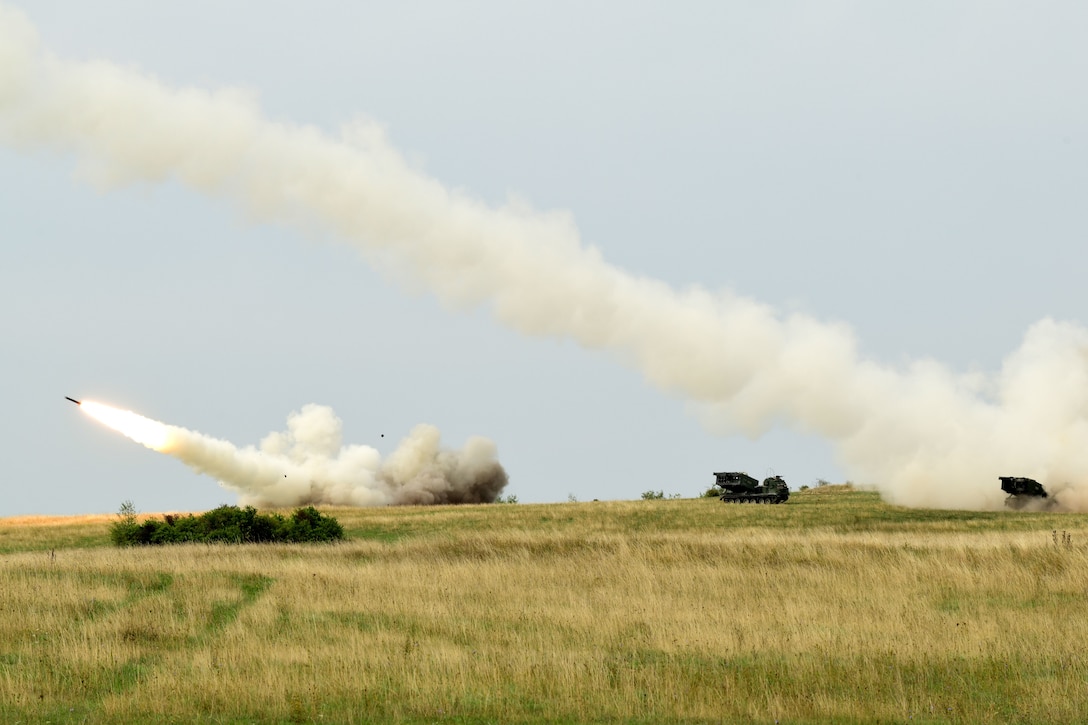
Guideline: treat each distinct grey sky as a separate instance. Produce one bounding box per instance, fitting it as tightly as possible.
[2,2,1086,514]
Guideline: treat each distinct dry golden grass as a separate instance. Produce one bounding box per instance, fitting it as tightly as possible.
[0,511,183,552]
[2,490,1087,723]
[2,513,120,527]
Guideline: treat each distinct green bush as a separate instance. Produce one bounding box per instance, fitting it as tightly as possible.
[109,500,142,546]
[109,503,344,546]
[283,506,345,542]
[640,490,665,500]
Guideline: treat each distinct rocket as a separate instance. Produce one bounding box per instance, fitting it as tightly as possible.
[65,396,81,405]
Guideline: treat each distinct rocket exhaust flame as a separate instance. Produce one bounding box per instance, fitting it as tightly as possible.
[7,5,1087,510]
[79,400,175,452]
[72,400,507,507]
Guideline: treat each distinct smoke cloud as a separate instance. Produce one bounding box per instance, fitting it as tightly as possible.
[5,6,1087,510]
[82,401,508,507]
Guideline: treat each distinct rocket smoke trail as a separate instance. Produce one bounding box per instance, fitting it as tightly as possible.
[77,400,508,507]
[5,6,1088,510]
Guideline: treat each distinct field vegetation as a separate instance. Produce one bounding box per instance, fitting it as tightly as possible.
[109,503,345,546]
[1,486,1087,723]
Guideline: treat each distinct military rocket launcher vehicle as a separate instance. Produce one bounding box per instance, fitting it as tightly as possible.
[713,472,789,504]
[999,476,1049,509]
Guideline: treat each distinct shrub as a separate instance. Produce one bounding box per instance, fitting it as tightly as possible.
[109,500,141,547]
[283,506,345,543]
[109,503,345,546]
[641,490,665,500]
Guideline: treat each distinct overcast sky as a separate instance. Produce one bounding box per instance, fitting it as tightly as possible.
[2,2,1086,515]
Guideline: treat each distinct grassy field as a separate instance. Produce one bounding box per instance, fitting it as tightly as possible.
[1,486,1087,724]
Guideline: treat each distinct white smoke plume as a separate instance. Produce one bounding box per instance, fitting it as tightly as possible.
[5,7,1087,510]
[80,401,508,507]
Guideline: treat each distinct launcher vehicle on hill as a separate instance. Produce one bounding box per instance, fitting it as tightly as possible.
[713,472,789,504]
